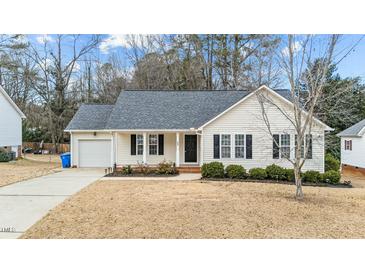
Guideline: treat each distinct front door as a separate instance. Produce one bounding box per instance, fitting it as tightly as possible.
[184,135,197,163]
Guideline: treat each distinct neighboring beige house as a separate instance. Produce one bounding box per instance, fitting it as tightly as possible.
[65,85,331,172]
[337,119,365,172]
[0,85,26,157]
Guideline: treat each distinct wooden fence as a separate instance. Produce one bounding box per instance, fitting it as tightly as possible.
[22,142,70,154]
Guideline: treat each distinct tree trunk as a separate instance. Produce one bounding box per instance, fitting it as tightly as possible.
[294,167,304,199]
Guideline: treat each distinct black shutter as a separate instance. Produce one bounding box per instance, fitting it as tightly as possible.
[158,134,164,155]
[213,135,220,159]
[273,134,279,159]
[306,134,312,159]
[246,134,252,159]
[131,134,136,155]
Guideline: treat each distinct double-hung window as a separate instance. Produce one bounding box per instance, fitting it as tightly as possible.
[136,134,144,155]
[221,134,231,158]
[280,134,291,158]
[235,134,245,158]
[305,134,312,159]
[295,134,312,159]
[345,140,352,151]
[149,134,158,155]
[213,134,252,159]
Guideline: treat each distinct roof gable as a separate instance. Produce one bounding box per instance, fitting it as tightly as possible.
[0,85,26,119]
[199,85,332,130]
[337,119,365,137]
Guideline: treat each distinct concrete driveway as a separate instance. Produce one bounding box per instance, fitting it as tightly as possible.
[0,168,104,239]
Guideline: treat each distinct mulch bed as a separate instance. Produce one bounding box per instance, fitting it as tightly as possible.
[105,172,179,177]
[202,178,352,188]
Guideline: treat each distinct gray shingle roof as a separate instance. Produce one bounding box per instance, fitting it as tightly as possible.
[106,90,249,129]
[337,119,365,137]
[65,104,114,130]
[65,89,294,131]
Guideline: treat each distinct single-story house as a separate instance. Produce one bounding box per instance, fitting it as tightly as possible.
[0,85,26,157]
[65,85,331,172]
[337,119,365,172]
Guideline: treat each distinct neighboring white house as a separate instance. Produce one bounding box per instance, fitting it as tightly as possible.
[337,119,365,170]
[65,85,331,172]
[0,85,26,157]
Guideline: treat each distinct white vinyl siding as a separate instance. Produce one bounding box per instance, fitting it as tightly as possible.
[202,88,326,172]
[340,136,365,168]
[0,90,22,147]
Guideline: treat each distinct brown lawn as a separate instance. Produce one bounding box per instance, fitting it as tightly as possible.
[0,156,60,187]
[21,179,365,239]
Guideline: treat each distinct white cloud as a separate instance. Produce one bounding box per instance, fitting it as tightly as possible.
[282,41,302,56]
[99,35,129,54]
[71,61,81,72]
[99,34,159,54]
[36,34,53,44]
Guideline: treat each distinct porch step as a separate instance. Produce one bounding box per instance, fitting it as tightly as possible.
[177,166,201,173]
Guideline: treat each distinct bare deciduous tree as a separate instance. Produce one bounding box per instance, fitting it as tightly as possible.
[257,34,339,199]
[26,35,100,151]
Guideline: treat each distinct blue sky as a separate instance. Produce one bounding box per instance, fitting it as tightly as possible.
[26,34,365,83]
[335,35,365,79]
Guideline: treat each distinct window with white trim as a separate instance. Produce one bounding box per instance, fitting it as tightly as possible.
[345,140,352,151]
[295,134,313,159]
[136,134,144,155]
[280,134,290,158]
[221,134,231,158]
[235,134,245,158]
[149,134,158,155]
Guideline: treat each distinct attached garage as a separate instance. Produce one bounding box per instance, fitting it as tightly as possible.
[78,139,112,168]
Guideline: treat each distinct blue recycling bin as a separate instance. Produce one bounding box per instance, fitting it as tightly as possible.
[60,152,71,168]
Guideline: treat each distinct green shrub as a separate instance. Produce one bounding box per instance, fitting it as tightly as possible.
[284,168,295,182]
[321,170,341,184]
[325,153,340,172]
[249,168,267,180]
[302,170,321,183]
[0,148,10,162]
[121,165,132,175]
[265,164,287,180]
[156,160,178,175]
[201,162,225,178]
[225,164,246,179]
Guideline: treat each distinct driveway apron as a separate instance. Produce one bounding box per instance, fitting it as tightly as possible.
[0,168,104,239]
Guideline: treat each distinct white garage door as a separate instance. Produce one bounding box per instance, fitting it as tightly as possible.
[78,140,111,167]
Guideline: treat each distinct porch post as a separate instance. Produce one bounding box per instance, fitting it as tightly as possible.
[70,132,73,167]
[200,131,204,166]
[143,132,147,163]
[114,132,118,165]
[111,131,114,167]
[176,132,180,167]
